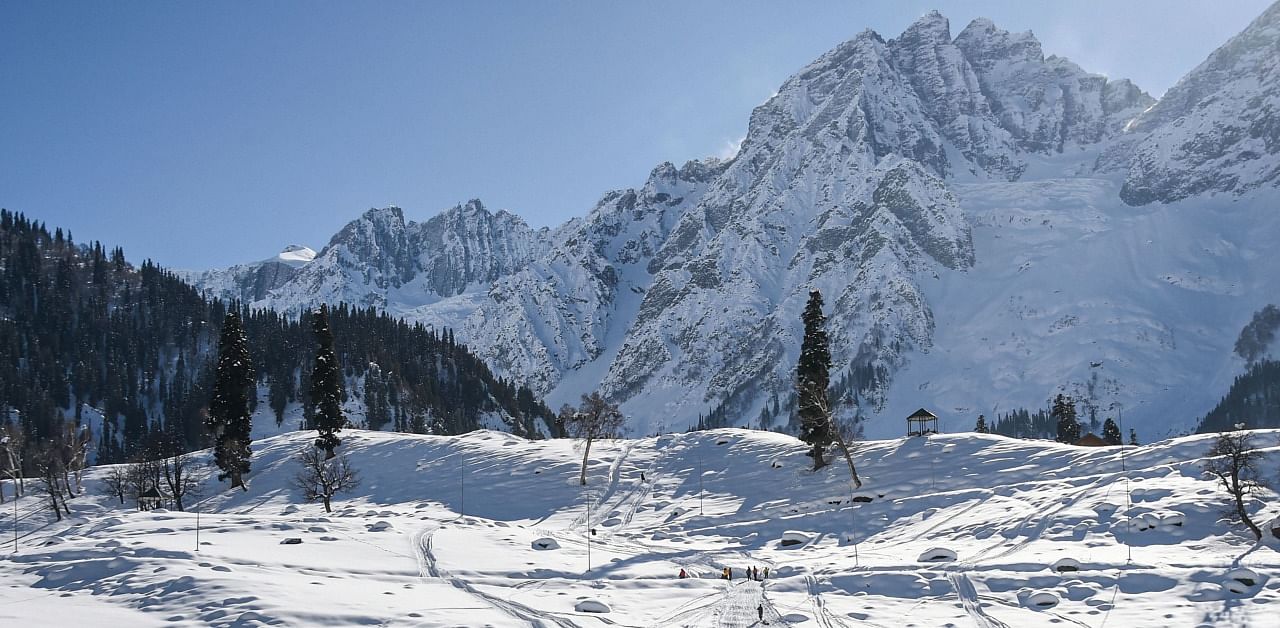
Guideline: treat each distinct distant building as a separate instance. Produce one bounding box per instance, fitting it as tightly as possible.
[1075,433,1109,447]
[907,408,938,437]
[137,486,165,511]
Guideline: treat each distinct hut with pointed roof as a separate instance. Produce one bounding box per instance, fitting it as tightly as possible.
[907,408,938,437]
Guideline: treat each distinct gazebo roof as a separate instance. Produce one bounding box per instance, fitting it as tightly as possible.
[139,487,164,499]
[907,408,937,420]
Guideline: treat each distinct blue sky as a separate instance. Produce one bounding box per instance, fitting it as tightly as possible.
[1,0,1271,269]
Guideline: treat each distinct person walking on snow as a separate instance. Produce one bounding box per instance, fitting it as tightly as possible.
[757,604,765,624]
[763,566,769,580]
[679,568,687,579]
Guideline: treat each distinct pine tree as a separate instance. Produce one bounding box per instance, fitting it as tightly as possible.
[309,305,346,458]
[1102,417,1122,445]
[206,311,254,490]
[974,414,988,433]
[796,290,834,470]
[1052,394,1080,444]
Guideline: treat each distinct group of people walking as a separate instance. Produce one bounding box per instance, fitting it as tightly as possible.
[675,566,771,581]
[717,565,768,581]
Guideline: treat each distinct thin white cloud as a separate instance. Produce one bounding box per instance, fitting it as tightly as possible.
[717,135,745,160]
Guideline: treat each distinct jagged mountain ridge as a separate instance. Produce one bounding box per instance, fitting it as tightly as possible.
[1121,1,1280,204]
[190,7,1280,439]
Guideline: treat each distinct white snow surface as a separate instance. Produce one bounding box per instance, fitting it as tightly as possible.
[3,428,1278,627]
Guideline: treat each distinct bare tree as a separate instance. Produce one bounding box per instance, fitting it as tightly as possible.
[58,421,92,497]
[126,455,163,510]
[1204,425,1268,539]
[291,446,359,513]
[560,393,625,486]
[32,440,71,521]
[1,422,27,500]
[100,466,129,505]
[816,392,863,489]
[154,432,205,512]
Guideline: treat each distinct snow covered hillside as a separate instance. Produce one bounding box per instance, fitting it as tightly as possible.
[4,429,1279,626]
[186,5,1280,441]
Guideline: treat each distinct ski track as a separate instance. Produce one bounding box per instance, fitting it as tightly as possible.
[414,524,581,628]
[948,571,1012,628]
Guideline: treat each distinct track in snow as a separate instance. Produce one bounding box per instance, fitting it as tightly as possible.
[414,524,581,628]
[947,572,1011,628]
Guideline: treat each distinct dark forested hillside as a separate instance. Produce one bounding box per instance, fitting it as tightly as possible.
[1196,359,1280,432]
[0,209,555,467]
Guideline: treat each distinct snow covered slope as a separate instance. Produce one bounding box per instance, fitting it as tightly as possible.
[185,6,1280,441]
[4,428,1278,626]
[1121,1,1280,204]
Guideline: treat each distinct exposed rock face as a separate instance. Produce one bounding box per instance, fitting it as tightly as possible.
[954,18,1154,154]
[238,201,547,311]
[1121,1,1280,204]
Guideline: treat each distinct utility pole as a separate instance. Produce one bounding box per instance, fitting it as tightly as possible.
[460,451,466,519]
[195,500,200,552]
[698,453,704,516]
[1118,407,1132,563]
[585,490,592,574]
[12,491,17,553]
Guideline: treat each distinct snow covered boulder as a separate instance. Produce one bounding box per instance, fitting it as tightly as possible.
[1125,513,1157,532]
[1268,515,1280,540]
[280,538,303,545]
[367,521,394,532]
[1024,591,1060,609]
[1052,558,1081,573]
[574,599,610,613]
[1223,567,1260,594]
[1156,512,1186,530]
[917,547,957,563]
[531,537,560,551]
[780,531,813,547]
[1092,502,1119,517]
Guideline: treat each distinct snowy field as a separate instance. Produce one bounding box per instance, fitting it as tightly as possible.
[2,428,1278,627]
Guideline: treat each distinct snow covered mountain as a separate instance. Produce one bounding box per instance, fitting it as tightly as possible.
[1121,1,1280,204]
[188,7,1280,441]
[176,244,316,303]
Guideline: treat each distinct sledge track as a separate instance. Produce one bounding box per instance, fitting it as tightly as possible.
[948,572,1011,628]
[414,525,580,628]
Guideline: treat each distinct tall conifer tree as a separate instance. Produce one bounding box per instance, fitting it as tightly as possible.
[1102,417,1122,445]
[206,310,254,490]
[309,305,346,458]
[797,290,834,470]
[1052,394,1081,444]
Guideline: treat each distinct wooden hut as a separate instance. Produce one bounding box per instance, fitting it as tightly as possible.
[1075,433,1109,447]
[137,486,165,511]
[907,408,938,437]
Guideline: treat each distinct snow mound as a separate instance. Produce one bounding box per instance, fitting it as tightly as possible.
[1223,567,1261,594]
[367,521,393,532]
[917,547,957,563]
[531,537,560,551]
[1025,591,1060,609]
[1052,558,1082,573]
[574,599,610,613]
[780,531,813,547]
[1157,512,1186,529]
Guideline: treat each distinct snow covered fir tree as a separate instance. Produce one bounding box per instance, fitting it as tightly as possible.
[4,2,1280,626]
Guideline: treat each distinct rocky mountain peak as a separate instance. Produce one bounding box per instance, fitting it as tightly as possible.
[954,18,1044,65]
[1121,0,1280,204]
